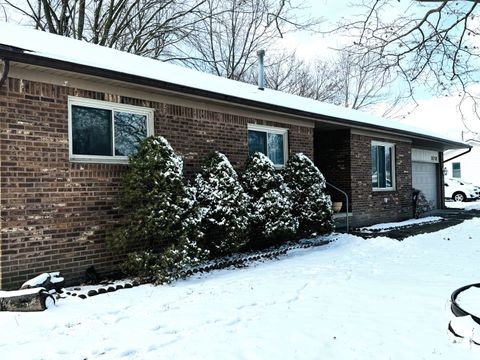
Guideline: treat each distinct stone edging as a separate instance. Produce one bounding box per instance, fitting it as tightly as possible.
[63,238,333,300]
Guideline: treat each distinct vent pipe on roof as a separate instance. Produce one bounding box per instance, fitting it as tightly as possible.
[257,49,265,91]
[0,59,10,89]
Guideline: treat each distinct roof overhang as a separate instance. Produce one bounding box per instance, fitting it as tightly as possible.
[0,44,470,152]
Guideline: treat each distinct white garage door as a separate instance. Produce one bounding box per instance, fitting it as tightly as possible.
[412,162,437,209]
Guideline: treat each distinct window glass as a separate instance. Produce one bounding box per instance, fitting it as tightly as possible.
[248,128,287,165]
[72,105,112,156]
[386,146,392,187]
[248,130,267,157]
[452,162,461,178]
[371,146,378,187]
[267,133,284,165]
[114,112,148,156]
[70,99,152,161]
[372,143,394,190]
[378,145,386,188]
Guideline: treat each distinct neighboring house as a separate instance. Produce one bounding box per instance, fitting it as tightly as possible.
[444,134,480,185]
[0,22,468,289]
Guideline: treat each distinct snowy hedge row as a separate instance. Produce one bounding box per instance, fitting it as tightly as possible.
[111,136,334,283]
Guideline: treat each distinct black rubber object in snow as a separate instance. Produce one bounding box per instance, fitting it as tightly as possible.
[450,283,480,326]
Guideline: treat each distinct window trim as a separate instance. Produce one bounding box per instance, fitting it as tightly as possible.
[247,124,289,167]
[371,140,396,191]
[452,162,461,178]
[68,96,154,164]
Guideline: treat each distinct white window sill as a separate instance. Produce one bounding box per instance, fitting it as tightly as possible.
[70,156,129,165]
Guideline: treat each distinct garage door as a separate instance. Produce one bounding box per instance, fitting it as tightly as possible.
[412,162,437,209]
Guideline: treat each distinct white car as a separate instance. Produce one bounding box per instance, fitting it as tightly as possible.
[444,178,479,202]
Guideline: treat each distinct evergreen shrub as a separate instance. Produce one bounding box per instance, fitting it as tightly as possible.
[195,151,250,256]
[242,152,298,249]
[111,136,207,283]
[283,153,334,236]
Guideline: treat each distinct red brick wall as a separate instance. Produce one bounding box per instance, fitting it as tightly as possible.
[350,133,412,226]
[153,103,313,176]
[0,77,313,289]
[315,130,413,226]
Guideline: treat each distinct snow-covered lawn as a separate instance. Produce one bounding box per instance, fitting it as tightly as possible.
[2,219,480,359]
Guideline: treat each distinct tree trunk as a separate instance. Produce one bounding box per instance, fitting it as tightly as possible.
[0,288,54,312]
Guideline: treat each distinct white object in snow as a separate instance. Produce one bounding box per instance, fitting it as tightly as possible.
[21,272,64,289]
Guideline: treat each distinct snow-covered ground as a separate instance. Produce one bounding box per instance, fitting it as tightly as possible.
[445,200,480,210]
[359,216,443,232]
[2,219,480,359]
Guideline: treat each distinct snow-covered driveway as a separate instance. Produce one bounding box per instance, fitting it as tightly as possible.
[2,218,480,359]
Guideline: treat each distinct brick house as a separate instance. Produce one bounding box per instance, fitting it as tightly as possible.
[0,23,468,289]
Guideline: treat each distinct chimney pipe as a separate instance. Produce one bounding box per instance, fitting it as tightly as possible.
[257,49,265,91]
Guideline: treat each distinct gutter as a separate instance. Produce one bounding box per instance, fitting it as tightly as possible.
[0,58,9,88]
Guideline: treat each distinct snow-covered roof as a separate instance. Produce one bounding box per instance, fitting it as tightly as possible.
[0,21,469,149]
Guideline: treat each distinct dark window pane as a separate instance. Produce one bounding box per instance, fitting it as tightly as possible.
[372,146,378,187]
[267,133,284,165]
[114,112,147,156]
[452,162,461,178]
[72,105,112,156]
[248,130,267,157]
[385,146,392,187]
[378,146,386,188]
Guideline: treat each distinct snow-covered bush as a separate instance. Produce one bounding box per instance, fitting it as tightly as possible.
[283,153,334,236]
[121,237,207,284]
[111,136,207,281]
[242,152,298,248]
[195,152,250,256]
[121,250,161,281]
[111,136,198,251]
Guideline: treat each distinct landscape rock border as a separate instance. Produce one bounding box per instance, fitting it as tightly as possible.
[63,237,333,300]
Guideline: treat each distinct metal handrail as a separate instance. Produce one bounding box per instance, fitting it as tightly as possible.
[326,181,349,233]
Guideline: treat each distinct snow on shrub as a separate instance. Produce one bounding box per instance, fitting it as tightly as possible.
[122,238,207,284]
[111,136,207,281]
[195,152,250,256]
[283,153,334,236]
[242,152,298,248]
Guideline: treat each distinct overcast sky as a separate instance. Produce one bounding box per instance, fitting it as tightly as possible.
[279,1,480,141]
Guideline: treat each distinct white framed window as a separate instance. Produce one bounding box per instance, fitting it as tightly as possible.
[68,96,154,163]
[371,141,395,191]
[247,124,288,166]
[452,162,461,178]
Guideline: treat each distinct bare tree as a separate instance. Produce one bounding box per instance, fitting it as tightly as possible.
[334,0,480,115]
[174,0,320,80]
[260,51,342,102]
[247,49,406,116]
[333,50,409,114]
[2,0,207,58]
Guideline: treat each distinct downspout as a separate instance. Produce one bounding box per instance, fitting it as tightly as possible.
[0,58,10,88]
